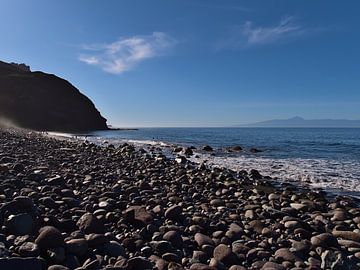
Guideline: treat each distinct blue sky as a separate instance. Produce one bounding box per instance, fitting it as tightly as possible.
[1,0,359,127]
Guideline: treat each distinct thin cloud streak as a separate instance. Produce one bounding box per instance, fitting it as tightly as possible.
[242,16,303,45]
[79,32,176,74]
[218,16,306,49]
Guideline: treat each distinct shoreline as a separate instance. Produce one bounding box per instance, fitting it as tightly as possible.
[47,130,360,201]
[1,127,360,269]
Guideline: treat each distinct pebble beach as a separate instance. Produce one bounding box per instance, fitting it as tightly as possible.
[0,128,360,270]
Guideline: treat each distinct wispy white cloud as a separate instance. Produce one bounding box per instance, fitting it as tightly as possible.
[241,16,303,45]
[218,16,306,49]
[79,32,176,74]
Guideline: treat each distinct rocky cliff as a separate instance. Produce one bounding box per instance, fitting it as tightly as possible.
[0,60,108,132]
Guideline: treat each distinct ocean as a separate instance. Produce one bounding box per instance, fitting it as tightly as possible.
[67,128,360,194]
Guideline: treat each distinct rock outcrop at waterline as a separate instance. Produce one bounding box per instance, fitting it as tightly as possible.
[0,60,108,132]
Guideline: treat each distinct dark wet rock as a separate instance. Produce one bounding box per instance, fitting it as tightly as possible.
[274,248,300,262]
[261,261,285,270]
[175,156,187,164]
[338,239,360,248]
[6,213,34,235]
[189,263,216,270]
[0,257,45,270]
[210,199,225,207]
[320,250,347,269]
[165,205,182,220]
[86,233,109,248]
[202,145,213,152]
[249,169,262,180]
[213,244,239,266]
[13,163,25,172]
[127,256,153,270]
[182,147,194,156]
[124,206,153,226]
[191,250,209,264]
[163,230,183,248]
[65,238,88,257]
[248,220,264,234]
[48,265,70,270]
[150,240,173,254]
[18,242,40,257]
[311,233,338,248]
[231,146,243,151]
[332,230,360,242]
[250,148,262,153]
[35,226,64,250]
[229,266,246,270]
[162,252,181,263]
[103,241,125,257]
[46,175,65,185]
[47,246,66,264]
[77,213,105,234]
[195,233,214,247]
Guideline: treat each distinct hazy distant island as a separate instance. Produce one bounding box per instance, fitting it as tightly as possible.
[240,116,360,128]
[0,60,108,132]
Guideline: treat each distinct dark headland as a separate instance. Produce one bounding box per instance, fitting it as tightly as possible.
[0,128,359,269]
[0,60,108,132]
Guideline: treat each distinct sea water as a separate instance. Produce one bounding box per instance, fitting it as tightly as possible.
[79,128,360,193]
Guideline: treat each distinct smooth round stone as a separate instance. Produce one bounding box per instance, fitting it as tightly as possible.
[290,203,307,211]
[210,199,225,207]
[213,244,239,266]
[331,210,348,221]
[0,258,44,270]
[274,248,300,262]
[163,230,183,248]
[6,214,34,235]
[311,233,338,248]
[127,256,153,269]
[192,250,208,264]
[202,244,214,255]
[332,230,360,242]
[229,266,246,270]
[65,239,88,257]
[165,205,182,220]
[244,210,256,219]
[284,220,302,230]
[195,233,214,247]
[150,241,173,254]
[18,242,40,257]
[103,241,125,257]
[189,263,216,270]
[261,262,285,270]
[48,265,70,270]
[76,213,105,234]
[35,226,64,250]
[212,231,224,238]
[162,252,181,263]
[268,193,280,201]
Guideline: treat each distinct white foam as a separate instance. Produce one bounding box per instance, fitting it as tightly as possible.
[48,133,360,193]
[190,153,360,192]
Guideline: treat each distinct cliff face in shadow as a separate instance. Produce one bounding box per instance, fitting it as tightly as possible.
[0,60,108,132]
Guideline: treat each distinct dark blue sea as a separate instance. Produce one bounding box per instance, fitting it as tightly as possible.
[60,128,360,193]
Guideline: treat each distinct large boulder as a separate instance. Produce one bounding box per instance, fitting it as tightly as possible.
[77,213,105,234]
[35,226,64,250]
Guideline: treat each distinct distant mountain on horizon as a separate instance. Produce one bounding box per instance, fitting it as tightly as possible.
[240,116,360,128]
